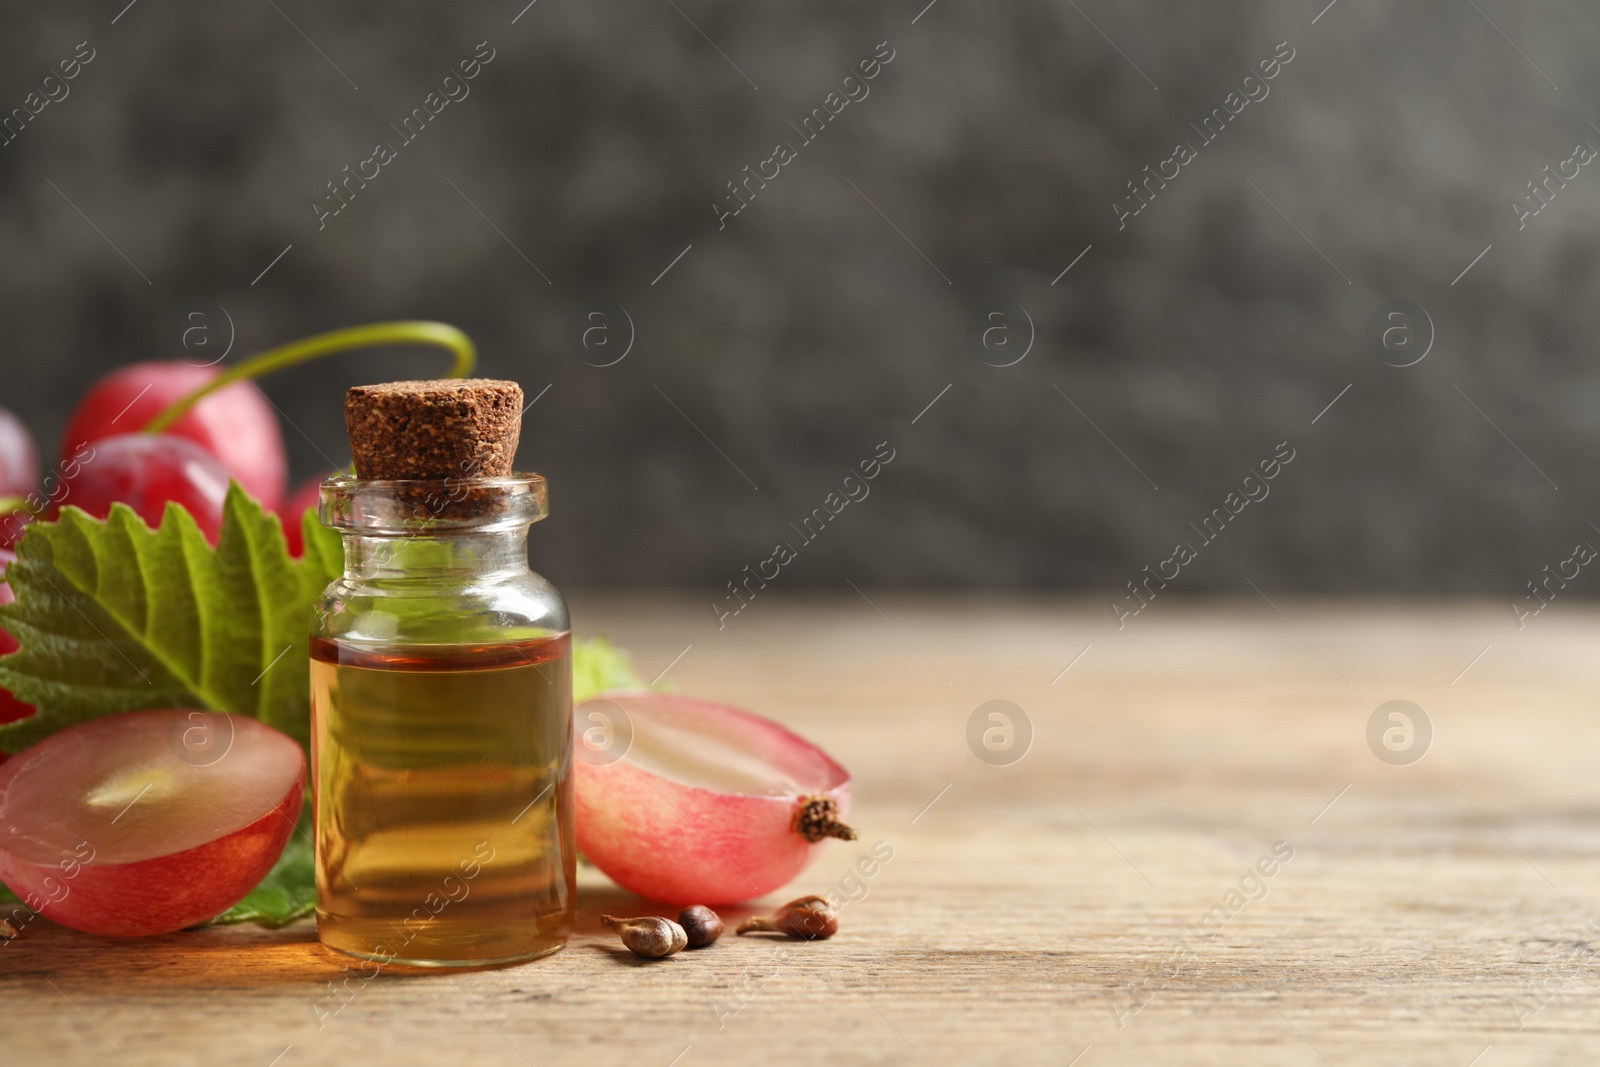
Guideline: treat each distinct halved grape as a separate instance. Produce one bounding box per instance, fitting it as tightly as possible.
[58,434,229,542]
[62,362,285,510]
[575,691,854,905]
[0,710,304,936]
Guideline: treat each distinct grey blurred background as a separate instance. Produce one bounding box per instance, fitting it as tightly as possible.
[0,0,1596,597]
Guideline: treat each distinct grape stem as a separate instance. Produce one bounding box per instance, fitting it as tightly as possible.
[794,796,858,842]
[142,321,477,433]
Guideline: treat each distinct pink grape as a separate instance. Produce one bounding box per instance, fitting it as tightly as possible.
[63,362,286,510]
[60,434,230,542]
[575,690,854,905]
[0,406,40,550]
[0,405,37,500]
[0,710,304,936]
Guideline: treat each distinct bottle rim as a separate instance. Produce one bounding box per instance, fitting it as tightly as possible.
[317,472,548,534]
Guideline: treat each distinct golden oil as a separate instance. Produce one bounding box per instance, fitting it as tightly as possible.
[310,634,573,967]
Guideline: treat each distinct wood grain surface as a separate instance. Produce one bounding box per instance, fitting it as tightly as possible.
[7,595,1600,1067]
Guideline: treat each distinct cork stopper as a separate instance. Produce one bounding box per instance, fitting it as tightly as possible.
[345,379,522,481]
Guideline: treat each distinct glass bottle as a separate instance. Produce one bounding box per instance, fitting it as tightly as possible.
[309,473,573,967]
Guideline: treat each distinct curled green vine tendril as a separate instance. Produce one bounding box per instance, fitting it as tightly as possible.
[144,321,476,433]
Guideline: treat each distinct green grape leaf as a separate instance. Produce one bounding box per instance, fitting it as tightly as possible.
[208,811,316,928]
[300,506,344,582]
[572,635,647,702]
[0,485,341,754]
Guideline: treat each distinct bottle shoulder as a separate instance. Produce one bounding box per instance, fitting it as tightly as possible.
[313,569,570,646]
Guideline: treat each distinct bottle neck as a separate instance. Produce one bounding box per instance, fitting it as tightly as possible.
[342,527,532,582]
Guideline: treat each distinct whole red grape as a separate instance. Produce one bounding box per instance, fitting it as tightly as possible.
[62,362,285,510]
[278,473,328,558]
[59,435,229,542]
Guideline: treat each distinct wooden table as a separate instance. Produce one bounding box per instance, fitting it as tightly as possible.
[8,596,1600,1066]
